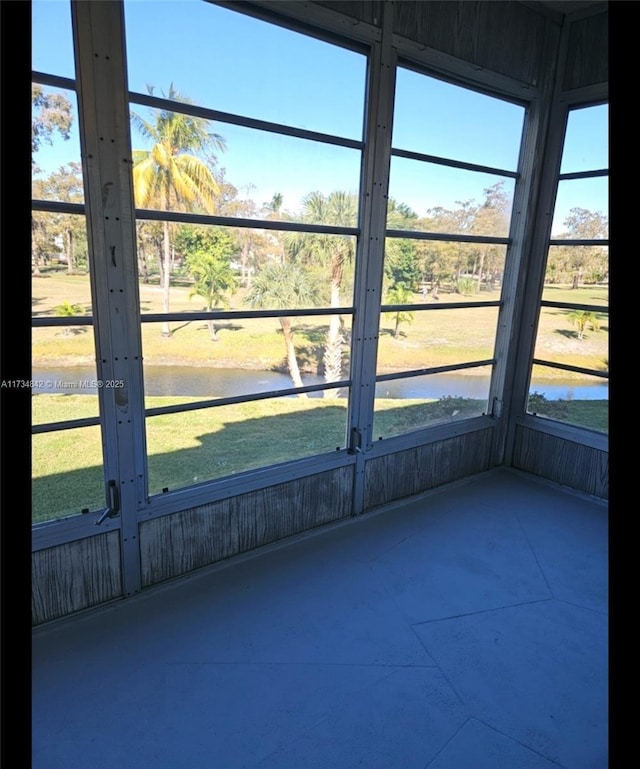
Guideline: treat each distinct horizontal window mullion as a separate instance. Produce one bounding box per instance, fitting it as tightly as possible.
[386,229,510,245]
[145,379,352,417]
[558,169,608,181]
[32,316,94,327]
[32,71,76,91]
[376,360,495,383]
[32,199,86,215]
[540,301,608,313]
[391,146,519,179]
[128,90,364,151]
[135,208,360,236]
[532,359,609,379]
[140,307,354,323]
[32,416,101,434]
[380,300,501,312]
[549,239,608,247]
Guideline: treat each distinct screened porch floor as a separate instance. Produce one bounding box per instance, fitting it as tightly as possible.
[32,468,608,769]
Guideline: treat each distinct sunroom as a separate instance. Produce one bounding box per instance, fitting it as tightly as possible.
[26,1,608,766]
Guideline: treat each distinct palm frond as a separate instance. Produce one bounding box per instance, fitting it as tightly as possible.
[173,156,218,211]
[130,111,157,143]
[132,155,161,207]
[129,85,225,215]
[132,149,150,165]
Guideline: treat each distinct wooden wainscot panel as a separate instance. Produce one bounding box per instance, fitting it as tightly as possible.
[139,466,354,587]
[392,0,549,86]
[563,11,608,91]
[512,425,608,499]
[363,428,493,509]
[139,496,238,588]
[32,531,122,625]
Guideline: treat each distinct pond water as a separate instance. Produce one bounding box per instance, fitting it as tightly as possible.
[32,365,609,401]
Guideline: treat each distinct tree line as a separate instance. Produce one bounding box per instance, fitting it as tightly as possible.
[32,84,609,390]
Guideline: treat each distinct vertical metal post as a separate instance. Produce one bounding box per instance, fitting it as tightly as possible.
[489,14,570,466]
[71,0,146,596]
[349,2,397,515]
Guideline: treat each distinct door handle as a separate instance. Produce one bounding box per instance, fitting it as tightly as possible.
[95,479,120,525]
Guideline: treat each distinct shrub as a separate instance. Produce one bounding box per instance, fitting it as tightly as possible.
[456,277,476,296]
[527,391,569,419]
[429,395,477,418]
[54,301,84,318]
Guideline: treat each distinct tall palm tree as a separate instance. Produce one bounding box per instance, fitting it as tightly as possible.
[285,191,357,394]
[246,262,317,393]
[131,84,225,337]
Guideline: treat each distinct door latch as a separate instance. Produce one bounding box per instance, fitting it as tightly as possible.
[95,480,120,525]
[348,427,363,454]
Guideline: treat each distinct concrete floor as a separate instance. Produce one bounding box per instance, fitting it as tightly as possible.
[32,468,608,769]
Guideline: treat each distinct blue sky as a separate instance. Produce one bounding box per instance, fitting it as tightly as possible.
[32,0,608,234]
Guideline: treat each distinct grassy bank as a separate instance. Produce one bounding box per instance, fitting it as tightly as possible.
[32,273,608,378]
[32,392,607,523]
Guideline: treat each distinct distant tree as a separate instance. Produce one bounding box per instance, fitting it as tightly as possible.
[32,174,60,276]
[568,310,600,340]
[246,262,318,393]
[562,208,608,241]
[38,163,87,273]
[220,183,272,287]
[175,222,236,257]
[471,182,510,292]
[209,166,240,214]
[384,238,421,292]
[183,229,238,341]
[31,211,58,276]
[286,191,357,393]
[384,200,422,293]
[417,240,447,298]
[388,199,418,222]
[384,283,415,338]
[131,84,225,337]
[422,204,475,292]
[263,192,284,218]
[135,220,159,283]
[549,208,608,289]
[419,186,511,295]
[32,166,87,276]
[32,84,73,160]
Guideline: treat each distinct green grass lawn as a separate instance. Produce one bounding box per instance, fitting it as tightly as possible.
[32,272,609,376]
[31,274,609,524]
[32,391,608,524]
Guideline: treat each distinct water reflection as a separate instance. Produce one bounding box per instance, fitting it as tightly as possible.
[32,365,609,401]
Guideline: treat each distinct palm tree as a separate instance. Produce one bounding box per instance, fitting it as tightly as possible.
[285,191,357,394]
[246,262,318,393]
[263,192,283,219]
[54,301,84,336]
[568,310,600,340]
[384,283,415,339]
[186,250,238,341]
[131,84,225,337]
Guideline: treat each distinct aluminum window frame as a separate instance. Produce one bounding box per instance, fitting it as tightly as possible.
[124,1,371,501]
[525,100,609,428]
[373,60,529,433]
[31,63,109,516]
